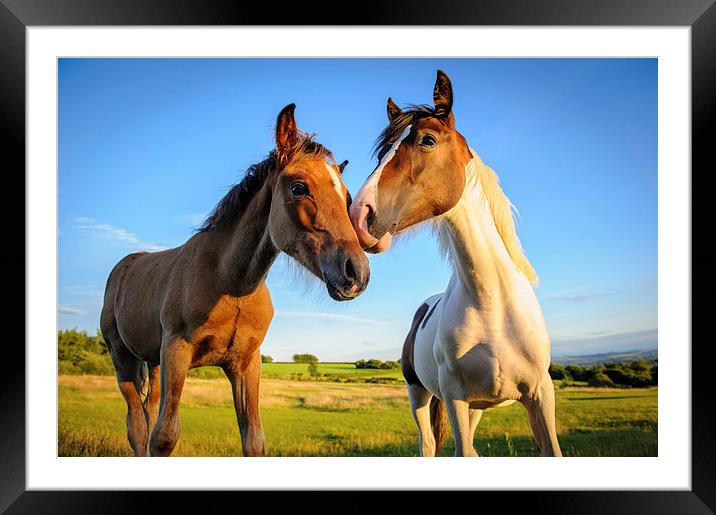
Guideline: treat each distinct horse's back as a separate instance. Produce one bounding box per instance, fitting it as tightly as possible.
[101,248,181,362]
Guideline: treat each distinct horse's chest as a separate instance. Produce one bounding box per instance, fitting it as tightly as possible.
[435,329,523,401]
[188,290,273,368]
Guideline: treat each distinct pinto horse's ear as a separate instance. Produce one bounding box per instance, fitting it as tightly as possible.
[338,160,349,174]
[387,97,402,122]
[433,70,454,127]
[276,103,298,164]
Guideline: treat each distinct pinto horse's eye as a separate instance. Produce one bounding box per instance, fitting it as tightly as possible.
[290,182,309,197]
[420,135,437,147]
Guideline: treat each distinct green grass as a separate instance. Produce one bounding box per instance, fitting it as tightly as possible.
[188,362,404,382]
[58,375,657,457]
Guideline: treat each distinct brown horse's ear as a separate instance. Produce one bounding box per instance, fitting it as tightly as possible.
[433,70,454,127]
[338,160,349,174]
[387,97,402,122]
[276,103,298,164]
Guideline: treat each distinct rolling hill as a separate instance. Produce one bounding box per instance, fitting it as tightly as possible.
[552,348,657,366]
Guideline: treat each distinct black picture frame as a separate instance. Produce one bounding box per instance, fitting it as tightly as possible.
[2,1,713,512]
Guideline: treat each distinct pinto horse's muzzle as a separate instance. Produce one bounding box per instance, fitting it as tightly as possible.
[349,202,393,254]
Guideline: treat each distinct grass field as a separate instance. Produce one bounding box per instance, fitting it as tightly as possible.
[58,369,657,457]
[186,362,406,382]
[191,362,581,385]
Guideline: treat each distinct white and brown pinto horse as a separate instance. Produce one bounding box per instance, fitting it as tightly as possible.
[350,72,562,457]
[101,104,369,457]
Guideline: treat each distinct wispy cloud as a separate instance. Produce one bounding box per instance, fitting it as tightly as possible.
[59,306,84,315]
[72,217,167,252]
[551,328,657,356]
[62,284,103,296]
[540,289,612,303]
[559,293,612,302]
[275,310,388,326]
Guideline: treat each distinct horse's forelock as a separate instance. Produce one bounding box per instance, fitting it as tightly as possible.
[372,105,436,160]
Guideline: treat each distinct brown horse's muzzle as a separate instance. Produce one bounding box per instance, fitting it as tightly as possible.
[319,247,370,301]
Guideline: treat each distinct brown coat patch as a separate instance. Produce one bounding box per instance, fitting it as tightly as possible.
[401,303,429,386]
[421,298,441,329]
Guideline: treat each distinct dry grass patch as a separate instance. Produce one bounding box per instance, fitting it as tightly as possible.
[58,374,409,411]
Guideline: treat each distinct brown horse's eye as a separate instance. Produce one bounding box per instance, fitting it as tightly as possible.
[420,135,437,147]
[290,182,308,197]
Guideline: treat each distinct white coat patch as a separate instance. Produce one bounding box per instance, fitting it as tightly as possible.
[324,162,345,202]
[357,124,412,203]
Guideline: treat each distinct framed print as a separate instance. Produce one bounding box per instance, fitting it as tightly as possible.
[2,0,714,512]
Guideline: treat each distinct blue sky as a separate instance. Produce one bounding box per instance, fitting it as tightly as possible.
[58,58,657,361]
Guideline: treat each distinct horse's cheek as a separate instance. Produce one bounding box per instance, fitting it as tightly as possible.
[296,202,316,228]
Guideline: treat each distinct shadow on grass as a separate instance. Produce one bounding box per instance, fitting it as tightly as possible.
[330,427,657,458]
[59,426,657,457]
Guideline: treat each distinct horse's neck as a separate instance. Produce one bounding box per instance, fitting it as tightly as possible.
[218,183,279,295]
[438,155,534,315]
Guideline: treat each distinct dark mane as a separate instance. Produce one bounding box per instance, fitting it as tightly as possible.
[373,104,437,160]
[199,134,333,232]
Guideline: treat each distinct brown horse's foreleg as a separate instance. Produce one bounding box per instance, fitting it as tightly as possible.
[224,351,266,457]
[149,337,193,457]
[106,339,150,457]
[144,364,161,434]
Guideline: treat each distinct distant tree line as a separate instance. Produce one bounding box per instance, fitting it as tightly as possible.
[58,328,658,389]
[292,353,319,364]
[355,359,401,370]
[549,359,657,388]
[58,329,114,375]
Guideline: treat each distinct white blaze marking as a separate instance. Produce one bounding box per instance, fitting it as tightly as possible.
[356,124,412,205]
[324,162,345,202]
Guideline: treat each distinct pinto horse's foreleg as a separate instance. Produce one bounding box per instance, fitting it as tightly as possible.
[440,382,477,456]
[439,368,478,457]
[522,376,563,457]
[224,350,266,457]
[149,337,193,457]
[444,398,478,457]
[468,408,483,440]
[407,383,436,457]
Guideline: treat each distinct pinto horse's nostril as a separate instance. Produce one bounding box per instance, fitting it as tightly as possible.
[350,201,383,251]
[344,257,357,282]
[366,205,376,229]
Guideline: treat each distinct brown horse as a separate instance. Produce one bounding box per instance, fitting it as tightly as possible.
[100,104,369,457]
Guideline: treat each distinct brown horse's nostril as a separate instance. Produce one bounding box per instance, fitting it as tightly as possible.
[344,257,357,282]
